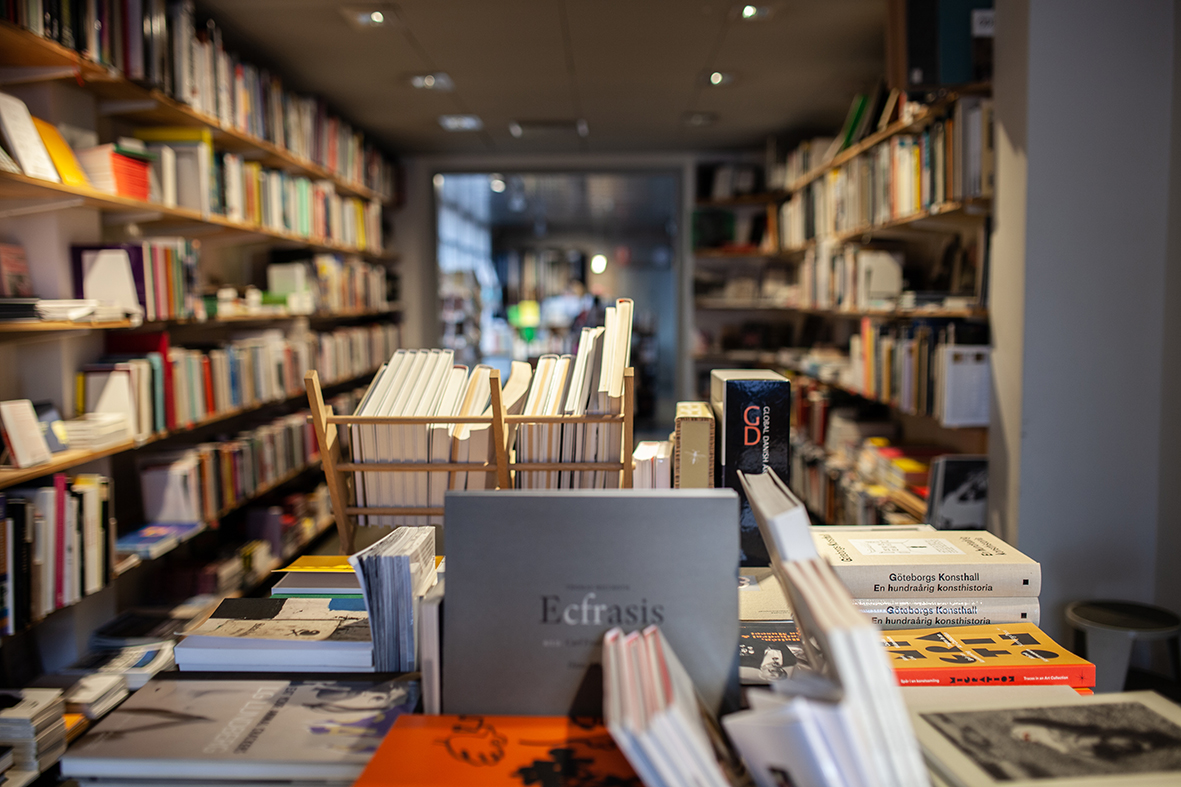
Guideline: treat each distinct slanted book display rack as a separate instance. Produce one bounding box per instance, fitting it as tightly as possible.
[305,367,636,553]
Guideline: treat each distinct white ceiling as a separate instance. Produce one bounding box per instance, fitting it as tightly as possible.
[199,0,886,155]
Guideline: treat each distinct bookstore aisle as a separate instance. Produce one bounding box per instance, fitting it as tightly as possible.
[3,2,1181,787]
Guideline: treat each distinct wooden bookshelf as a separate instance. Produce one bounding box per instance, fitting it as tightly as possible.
[0,171,390,258]
[694,299,987,320]
[786,367,989,435]
[0,20,390,204]
[694,247,779,259]
[0,367,377,492]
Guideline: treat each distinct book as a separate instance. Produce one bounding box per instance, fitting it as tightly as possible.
[354,715,636,787]
[674,401,714,488]
[443,490,740,716]
[75,144,153,200]
[855,597,1041,629]
[60,675,129,720]
[911,690,1181,786]
[0,244,33,298]
[927,455,988,529]
[738,566,792,621]
[0,400,52,468]
[60,643,176,690]
[710,369,791,565]
[883,622,1095,688]
[61,677,419,783]
[115,522,203,559]
[0,92,59,182]
[31,401,68,453]
[30,117,90,187]
[738,620,803,685]
[174,597,373,672]
[271,571,362,598]
[812,529,1041,598]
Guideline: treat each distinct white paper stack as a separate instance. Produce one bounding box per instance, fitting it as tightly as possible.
[61,413,132,450]
[0,689,66,775]
[348,526,438,672]
[633,440,673,488]
[602,626,733,787]
[733,468,931,787]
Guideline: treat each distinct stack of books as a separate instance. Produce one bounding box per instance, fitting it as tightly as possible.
[603,626,734,787]
[74,144,153,200]
[61,677,418,787]
[0,689,66,778]
[348,527,438,671]
[174,597,372,672]
[632,440,672,488]
[71,240,200,322]
[60,643,176,691]
[813,528,1042,629]
[60,413,132,450]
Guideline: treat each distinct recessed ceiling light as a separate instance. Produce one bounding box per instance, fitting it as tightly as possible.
[433,174,445,188]
[684,112,718,127]
[490,175,506,193]
[708,71,734,86]
[410,72,454,91]
[509,122,523,138]
[439,114,483,131]
[591,254,608,275]
[340,5,392,29]
[739,5,773,20]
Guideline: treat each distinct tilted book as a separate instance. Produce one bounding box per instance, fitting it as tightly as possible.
[882,622,1094,688]
[61,677,419,782]
[813,529,1041,598]
[854,597,1041,629]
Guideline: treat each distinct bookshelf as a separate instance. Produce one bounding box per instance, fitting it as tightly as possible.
[0,3,403,690]
[0,20,391,204]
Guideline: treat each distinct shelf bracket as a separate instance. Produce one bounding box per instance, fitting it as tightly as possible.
[0,197,86,219]
[98,99,159,116]
[0,66,78,85]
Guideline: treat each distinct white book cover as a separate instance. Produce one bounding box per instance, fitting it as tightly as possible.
[560,329,593,489]
[451,365,491,493]
[378,351,426,526]
[0,93,59,182]
[409,350,453,524]
[523,355,556,489]
[356,353,405,526]
[589,307,617,488]
[427,366,468,525]
[386,351,434,526]
[539,355,573,489]
[575,327,606,488]
[0,400,52,469]
[86,369,137,442]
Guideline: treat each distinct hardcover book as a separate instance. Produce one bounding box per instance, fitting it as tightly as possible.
[444,490,740,717]
[354,715,637,787]
[61,677,419,783]
[812,528,1041,598]
[710,370,791,565]
[882,622,1095,688]
[855,597,1040,629]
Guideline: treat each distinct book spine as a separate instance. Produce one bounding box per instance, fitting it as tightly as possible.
[891,661,1095,689]
[854,597,1040,629]
[53,473,67,610]
[830,563,1042,598]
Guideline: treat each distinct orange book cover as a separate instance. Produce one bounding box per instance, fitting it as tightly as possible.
[882,622,1095,688]
[354,715,639,787]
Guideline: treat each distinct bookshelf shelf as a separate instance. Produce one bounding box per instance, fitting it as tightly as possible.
[695,192,788,208]
[0,171,390,258]
[694,299,988,320]
[694,248,779,258]
[0,367,377,492]
[786,367,989,433]
[0,309,400,341]
[0,20,390,205]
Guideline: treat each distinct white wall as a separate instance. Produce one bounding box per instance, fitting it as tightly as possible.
[994,0,1180,637]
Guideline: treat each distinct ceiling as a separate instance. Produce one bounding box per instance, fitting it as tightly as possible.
[199,0,886,156]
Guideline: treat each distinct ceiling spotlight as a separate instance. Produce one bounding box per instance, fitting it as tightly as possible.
[410,72,454,91]
[590,254,608,275]
[740,5,772,20]
[509,122,523,138]
[439,114,483,131]
[340,6,392,28]
[433,174,445,188]
[684,112,718,127]
[490,176,506,193]
[708,71,734,86]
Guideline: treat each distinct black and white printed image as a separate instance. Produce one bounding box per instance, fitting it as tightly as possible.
[923,701,1181,781]
[930,457,988,529]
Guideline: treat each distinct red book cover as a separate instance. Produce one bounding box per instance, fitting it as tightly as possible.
[201,355,215,415]
[106,332,175,431]
[53,473,67,610]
